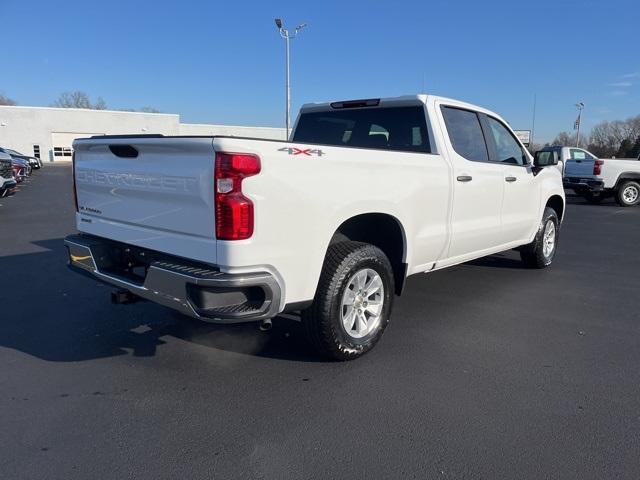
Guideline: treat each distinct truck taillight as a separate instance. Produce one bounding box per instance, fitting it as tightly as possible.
[593,160,604,176]
[72,151,78,212]
[215,152,261,240]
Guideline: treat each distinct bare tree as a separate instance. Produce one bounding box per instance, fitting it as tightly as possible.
[0,93,17,106]
[546,114,640,157]
[119,106,161,113]
[52,91,107,110]
[588,115,640,157]
[527,142,544,154]
[93,97,107,110]
[550,131,587,147]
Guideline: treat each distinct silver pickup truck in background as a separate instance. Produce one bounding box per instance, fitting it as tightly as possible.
[544,146,640,206]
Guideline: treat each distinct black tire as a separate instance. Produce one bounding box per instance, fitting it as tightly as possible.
[302,241,394,361]
[615,181,640,207]
[520,207,559,269]
[584,191,605,204]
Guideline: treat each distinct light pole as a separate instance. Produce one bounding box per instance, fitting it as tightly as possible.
[531,93,537,149]
[575,102,584,147]
[274,18,307,139]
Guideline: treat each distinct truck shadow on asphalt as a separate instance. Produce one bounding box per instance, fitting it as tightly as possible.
[0,238,324,363]
[0,237,537,364]
[465,255,525,269]
[565,194,622,208]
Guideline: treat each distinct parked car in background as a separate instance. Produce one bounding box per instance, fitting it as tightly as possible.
[12,163,25,183]
[10,157,31,181]
[1,147,42,169]
[551,146,640,206]
[65,94,565,360]
[0,150,17,197]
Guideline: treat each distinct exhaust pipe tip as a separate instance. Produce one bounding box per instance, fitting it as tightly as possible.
[259,319,273,332]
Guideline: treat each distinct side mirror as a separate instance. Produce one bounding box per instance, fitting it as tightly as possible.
[533,150,559,167]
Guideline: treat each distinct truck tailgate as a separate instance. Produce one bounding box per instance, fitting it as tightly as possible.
[73,136,217,262]
[564,158,595,178]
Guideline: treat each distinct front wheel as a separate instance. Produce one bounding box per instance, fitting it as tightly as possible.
[302,241,394,361]
[616,181,640,207]
[520,207,559,269]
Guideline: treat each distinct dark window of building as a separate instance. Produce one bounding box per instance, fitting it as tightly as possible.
[53,147,73,157]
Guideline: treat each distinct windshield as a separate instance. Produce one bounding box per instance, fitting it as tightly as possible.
[292,106,431,153]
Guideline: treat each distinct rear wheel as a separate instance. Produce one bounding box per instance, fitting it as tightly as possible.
[616,181,640,207]
[520,207,559,269]
[302,241,394,361]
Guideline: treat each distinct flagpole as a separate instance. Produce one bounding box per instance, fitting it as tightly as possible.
[575,102,584,147]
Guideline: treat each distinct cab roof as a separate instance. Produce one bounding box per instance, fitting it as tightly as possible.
[299,94,505,122]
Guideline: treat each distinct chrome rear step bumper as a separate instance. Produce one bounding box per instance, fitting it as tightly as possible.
[64,234,281,323]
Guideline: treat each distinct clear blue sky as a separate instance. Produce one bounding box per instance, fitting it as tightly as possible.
[2,0,638,143]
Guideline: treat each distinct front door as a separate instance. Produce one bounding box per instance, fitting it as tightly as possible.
[483,115,540,243]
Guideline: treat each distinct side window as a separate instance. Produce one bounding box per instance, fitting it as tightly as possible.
[486,117,526,166]
[441,106,489,162]
[570,149,587,160]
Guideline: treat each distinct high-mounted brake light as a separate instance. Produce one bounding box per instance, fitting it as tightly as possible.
[215,152,261,240]
[593,159,604,176]
[72,150,78,212]
[330,98,380,109]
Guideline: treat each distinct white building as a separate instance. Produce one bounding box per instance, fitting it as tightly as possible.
[0,106,287,162]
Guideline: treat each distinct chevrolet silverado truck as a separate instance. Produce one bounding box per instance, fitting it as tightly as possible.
[65,95,565,360]
[553,145,640,206]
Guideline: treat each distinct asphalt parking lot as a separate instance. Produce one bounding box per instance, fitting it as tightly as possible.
[1,163,639,479]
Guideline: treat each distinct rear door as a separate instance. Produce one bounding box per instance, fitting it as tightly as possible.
[438,105,504,260]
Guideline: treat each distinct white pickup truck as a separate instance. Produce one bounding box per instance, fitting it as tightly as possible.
[65,95,565,360]
[553,145,640,206]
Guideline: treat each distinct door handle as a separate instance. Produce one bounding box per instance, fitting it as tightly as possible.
[456,175,473,182]
[505,176,517,182]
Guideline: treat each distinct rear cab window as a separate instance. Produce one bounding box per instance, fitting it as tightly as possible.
[570,149,595,160]
[292,106,431,153]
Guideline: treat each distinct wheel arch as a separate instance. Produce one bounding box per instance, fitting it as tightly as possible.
[329,213,408,296]
[545,194,565,222]
[615,173,640,190]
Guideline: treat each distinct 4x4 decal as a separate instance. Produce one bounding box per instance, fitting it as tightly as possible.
[278,147,324,156]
